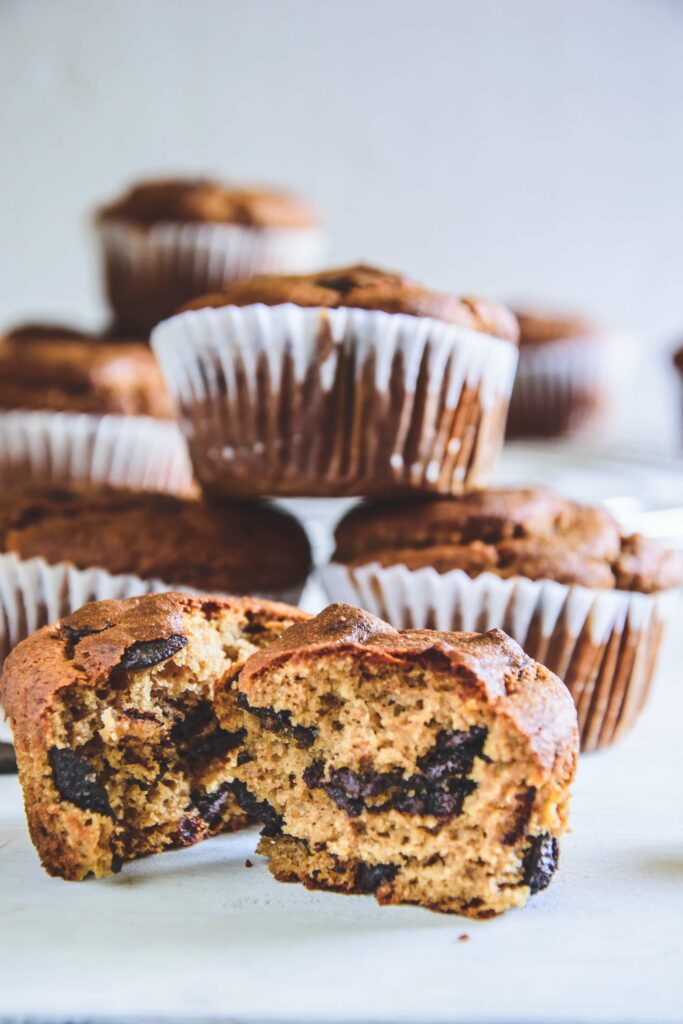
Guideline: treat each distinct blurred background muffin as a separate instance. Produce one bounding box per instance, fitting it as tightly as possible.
[95,177,325,333]
[505,307,614,439]
[0,323,192,494]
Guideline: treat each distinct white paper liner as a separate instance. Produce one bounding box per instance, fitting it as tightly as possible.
[318,561,679,750]
[151,304,519,496]
[0,551,305,743]
[0,410,194,494]
[97,220,326,330]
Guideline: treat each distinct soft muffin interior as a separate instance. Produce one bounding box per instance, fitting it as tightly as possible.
[226,653,570,917]
[43,609,286,878]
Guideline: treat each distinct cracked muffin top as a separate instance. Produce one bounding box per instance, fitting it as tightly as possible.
[0,324,170,417]
[237,603,578,780]
[180,264,520,342]
[0,486,312,595]
[513,308,602,347]
[97,177,319,229]
[333,487,681,593]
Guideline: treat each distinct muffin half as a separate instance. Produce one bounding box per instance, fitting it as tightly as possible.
[1,592,307,879]
[220,604,578,917]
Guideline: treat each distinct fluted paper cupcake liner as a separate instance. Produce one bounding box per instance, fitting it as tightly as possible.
[318,561,679,752]
[151,304,519,498]
[506,336,616,439]
[0,410,194,495]
[97,220,326,333]
[0,550,306,743]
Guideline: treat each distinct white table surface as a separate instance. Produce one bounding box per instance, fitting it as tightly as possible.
[1,444,683,1023]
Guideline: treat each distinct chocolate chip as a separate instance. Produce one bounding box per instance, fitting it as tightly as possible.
[303,726,487,820]
[119,634,188,671]
[320,273,358,293]
[62,622,113,659]
[502,787,536,846]
[177,815,206,846]
[193,784,233,828]
[171,702,245,764]
[229,780,283,836]
[354,861,399,893]
[245,858,254,868]
[416,727,490,781]
[0,744,17,774]
[236,693,318,748]
[522,833,559,893]
[48,747,112,817]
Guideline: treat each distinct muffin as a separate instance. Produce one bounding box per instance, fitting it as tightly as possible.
[0,592,307,879]
[0,323,192,493]
[151,264,520,498]
[0,484,312,672]
[506,307,610,438]
[319,487,681,751]
[95,177,324,333]
[220,604,578,917]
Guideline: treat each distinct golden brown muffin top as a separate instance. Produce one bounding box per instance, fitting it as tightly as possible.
[97,177,318,228]
[0,486,312,595]
[180,264,519,342]
[238,603,578,780]
[0,325,170,417]
[333,487,681,594]
[514,308,601,347]
[0,592,309,737]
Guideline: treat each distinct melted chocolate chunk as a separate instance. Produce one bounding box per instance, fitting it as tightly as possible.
[48,747,113,817]
[503,787,536,846]
[522,833,559,893]
[177,814,205,846]
[171,701,245,764]
[304,727,487,820]
[62,622,113,659]
[236,693,318,747]
[354,861,399,893]
[229,780,283,836]
[119,633,188,671]
[416,727,490,781]
[194,784,233,827]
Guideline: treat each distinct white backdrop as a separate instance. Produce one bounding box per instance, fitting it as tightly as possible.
[1,0,682,441]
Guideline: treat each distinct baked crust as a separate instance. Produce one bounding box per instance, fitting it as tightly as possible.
[0,485,312,596]
[333,487,681,593]
[97,178,318,229]
[180,264,519,342]
[0,325,170,417]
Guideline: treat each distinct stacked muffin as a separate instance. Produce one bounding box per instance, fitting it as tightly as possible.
[0,177,324,673]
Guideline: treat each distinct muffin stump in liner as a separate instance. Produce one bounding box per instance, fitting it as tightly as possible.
[0,410,194,495]
[97,220,325,333]
[0,551,306,744]
[506,336,610,439]
[151,304,518,498]
[318,562,679,752]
